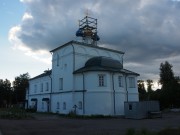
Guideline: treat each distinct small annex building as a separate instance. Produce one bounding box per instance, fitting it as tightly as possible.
[26,16,139,116]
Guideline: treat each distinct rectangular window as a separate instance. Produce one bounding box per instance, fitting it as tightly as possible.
[41,83,43,92]
[118,76,123,87]
[63,102,66,110]
[98,74,106,87]
[59,78,63,90]
[57,102,60,109]
[46,82,49,91]
[34,85,37,93]
[57,55,59,66]
[129,77,135,88]
[78,101,82,110]
[129,104,132,110]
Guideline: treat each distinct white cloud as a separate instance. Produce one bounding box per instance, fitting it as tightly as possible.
[22,12,33,21]
[9,25,51,64]
[9,0,180,83]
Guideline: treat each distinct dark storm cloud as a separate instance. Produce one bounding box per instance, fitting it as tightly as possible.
[10,0,180,80]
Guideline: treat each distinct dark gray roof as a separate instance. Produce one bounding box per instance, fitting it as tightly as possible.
[85,56,123,69]
[74,57,139,76]
[50,40,125,54]
[29,70,52,81]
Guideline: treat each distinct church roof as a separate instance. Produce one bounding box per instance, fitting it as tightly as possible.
[74,56,139,76]
[29,70,52,81]
[50,40,124,54]
[85,56,123,69]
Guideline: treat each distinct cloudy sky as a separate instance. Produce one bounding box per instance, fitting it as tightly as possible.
[1,0,180,88]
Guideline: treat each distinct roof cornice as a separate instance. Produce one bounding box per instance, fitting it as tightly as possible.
[50,40,125,54]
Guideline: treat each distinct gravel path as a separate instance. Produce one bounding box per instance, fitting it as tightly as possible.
[0,112,179,135]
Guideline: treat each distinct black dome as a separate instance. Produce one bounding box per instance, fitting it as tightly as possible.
[85,56,123,69]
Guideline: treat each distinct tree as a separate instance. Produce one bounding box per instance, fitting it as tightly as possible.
[159,61,174,88]
[159,61,180,108]
[138,80,147,101]
[146,79,153,100]
[146,79,153,92]
[13,73,30,104]
[0,79,12,107]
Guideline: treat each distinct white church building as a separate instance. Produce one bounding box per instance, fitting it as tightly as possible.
[26,16,139,116]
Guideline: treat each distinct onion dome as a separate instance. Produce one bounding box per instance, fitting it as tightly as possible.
[84,29,93,37]
[76,28,84,37]
[92,33,100,41]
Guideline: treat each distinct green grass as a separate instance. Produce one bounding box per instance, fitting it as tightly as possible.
[0,108,33,119]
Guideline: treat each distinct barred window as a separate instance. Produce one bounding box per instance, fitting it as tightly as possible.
[118,76,123,87]
[98,74,106,87]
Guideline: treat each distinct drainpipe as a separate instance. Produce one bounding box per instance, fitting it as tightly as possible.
[71,42,75,72]
[121,54,124,69]
[71,43,76,109]
[112,73,116,115]
[26,88,29,109]
[46,70,52,112]
[82,73,85,115]
[50,74,52,112]
[125,74,128,102]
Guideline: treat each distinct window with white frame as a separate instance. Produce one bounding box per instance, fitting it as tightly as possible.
[59,78,63,90]
[40,83,43,92]
[46,82,49,91]
[63,102,66,110]
[98,74,106,87]
[118,76,123,87]
[57,102,60,109]
[129,77,135,88]
[78,101,82,110]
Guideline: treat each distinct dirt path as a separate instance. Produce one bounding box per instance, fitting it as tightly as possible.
[0,112,180,135]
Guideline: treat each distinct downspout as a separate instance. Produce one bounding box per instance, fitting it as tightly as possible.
[82,73,85,114]
[70,42,75,72]
[121,54,124,69]
[27,88,29,109]
[112,73,116,115]
[49,52,53,112]
[125,74,128,102]
[49,75,52,112]
[71,42,76,109]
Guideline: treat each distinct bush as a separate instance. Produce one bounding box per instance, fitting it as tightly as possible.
[25,108,36,113]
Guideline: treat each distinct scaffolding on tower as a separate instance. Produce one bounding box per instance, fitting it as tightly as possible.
[76,16,100,46]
